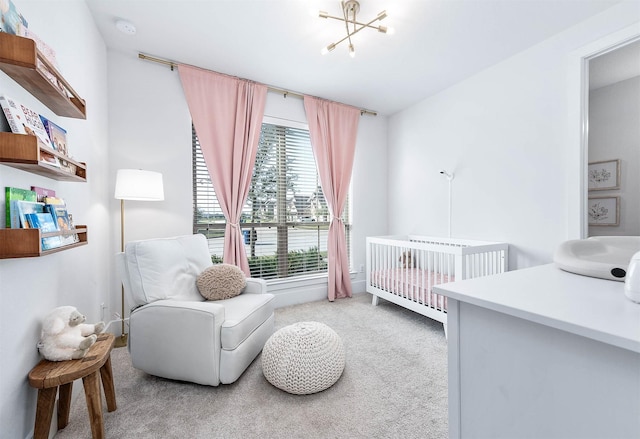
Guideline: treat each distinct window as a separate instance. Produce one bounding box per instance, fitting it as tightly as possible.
[193,120,351,280]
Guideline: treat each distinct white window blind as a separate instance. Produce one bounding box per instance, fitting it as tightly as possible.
[193,122,351,280]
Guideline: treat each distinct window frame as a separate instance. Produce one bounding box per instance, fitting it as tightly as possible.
[192,116,352,281]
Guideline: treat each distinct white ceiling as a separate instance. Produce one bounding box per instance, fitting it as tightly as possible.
[85,0,622,116]
[589,38,640,90]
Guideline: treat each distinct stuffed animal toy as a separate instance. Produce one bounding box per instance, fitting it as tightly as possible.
[37,306,105,362]
[400,251,415,269]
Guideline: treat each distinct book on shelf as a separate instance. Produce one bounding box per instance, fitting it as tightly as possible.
[17,27,59,70]
[0,95,55,152]
[30,186,56,203]
[40,116,76,174]
[5,186,36,228]
[15,200,44,229]
[39,149,60,168]
[58,159,77,175]
[45,202,78,245]
[0,0,28,35]
[35,59,67,95]
[44,196,65,205]
[25,212,62,250]
[40,116,66,149]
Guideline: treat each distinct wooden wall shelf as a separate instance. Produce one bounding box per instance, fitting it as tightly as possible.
[0,226,88,259]
[0,33,86,119]
[0,132,86,181]
[1,33,90,259]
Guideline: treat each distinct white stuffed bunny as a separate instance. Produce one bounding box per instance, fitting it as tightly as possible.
[37,306,105,361]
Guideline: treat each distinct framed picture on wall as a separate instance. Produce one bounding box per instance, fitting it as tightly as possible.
[588,159,620,191]
[588,196,620,226]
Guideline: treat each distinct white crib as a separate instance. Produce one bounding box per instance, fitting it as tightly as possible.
[366,235,509,335]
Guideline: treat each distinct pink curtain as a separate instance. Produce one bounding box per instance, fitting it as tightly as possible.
[303,96,360,301]
[178,65,267,275]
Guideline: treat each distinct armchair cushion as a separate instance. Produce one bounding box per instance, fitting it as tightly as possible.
[197,264,246,301]
[124,234,212,307]
[218,293,275,350]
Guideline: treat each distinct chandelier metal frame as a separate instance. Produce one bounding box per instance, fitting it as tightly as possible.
[319,0,392,58]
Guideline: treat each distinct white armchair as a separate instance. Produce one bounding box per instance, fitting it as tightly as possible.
[115,234,275,386]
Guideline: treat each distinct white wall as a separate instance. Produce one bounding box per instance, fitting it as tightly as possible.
[106,50,388,308]
[588,76,640,236]
[387,3,640,270]
[0,1,109,438]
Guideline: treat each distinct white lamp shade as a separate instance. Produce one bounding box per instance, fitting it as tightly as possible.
[114,169,164,201]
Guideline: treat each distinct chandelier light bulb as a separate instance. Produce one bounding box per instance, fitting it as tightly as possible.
[321,43,336,55]
[318,10,329,18]
[386,26,395,35]
[377,10,387,20]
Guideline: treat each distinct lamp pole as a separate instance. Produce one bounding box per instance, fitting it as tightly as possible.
[114,169,164,348]
[115,198,127,348]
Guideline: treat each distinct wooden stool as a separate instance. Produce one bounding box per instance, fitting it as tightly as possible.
[28,333,117,439]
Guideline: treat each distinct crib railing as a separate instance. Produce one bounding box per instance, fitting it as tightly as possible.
[366,235,508,307]
[407,235,509,279]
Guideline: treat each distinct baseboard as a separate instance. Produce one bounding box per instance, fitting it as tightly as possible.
[272,278,367,308]
[101,280,368,318]
[351,279,366,294]
[273,284,327,308]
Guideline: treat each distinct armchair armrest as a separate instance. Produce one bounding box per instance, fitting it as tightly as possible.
[244,277,267,295]
[129,299,226,386]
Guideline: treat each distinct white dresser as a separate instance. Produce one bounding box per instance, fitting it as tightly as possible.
[434,264,640,439]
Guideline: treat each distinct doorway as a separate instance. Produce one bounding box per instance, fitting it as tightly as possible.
[586,39,640,236]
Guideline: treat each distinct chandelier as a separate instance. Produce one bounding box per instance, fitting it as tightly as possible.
[318,1,394,58]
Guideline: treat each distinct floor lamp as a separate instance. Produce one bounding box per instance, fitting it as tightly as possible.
[114,169,164,348]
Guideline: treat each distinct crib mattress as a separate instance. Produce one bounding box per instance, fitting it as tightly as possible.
[370,268,453,311]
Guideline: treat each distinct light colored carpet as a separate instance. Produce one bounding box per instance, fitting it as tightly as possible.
[55,293,448,439]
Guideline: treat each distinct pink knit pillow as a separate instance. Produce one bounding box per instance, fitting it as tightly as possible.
[196,264,246,301]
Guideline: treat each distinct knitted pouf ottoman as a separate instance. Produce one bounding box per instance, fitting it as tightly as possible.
[262,321,345,395]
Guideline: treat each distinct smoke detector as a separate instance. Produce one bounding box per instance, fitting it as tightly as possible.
[115,19,137,35]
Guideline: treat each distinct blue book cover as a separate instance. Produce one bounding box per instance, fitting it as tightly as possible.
[26,212,62,250]
[15,200,44,228]
[39,115,67,152]
[46,202,77,244]
[0,0,27,34]
[24,213,39,228]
